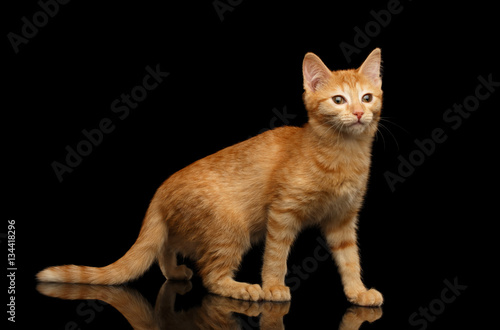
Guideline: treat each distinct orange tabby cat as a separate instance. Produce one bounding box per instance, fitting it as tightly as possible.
[37,48,384,306]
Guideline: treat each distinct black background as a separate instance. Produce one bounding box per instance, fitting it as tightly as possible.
[4,0,498,329]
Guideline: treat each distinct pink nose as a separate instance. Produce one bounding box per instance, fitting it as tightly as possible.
[354,110,364,120]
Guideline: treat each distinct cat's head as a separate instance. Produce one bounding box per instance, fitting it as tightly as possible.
[302,48,382,138]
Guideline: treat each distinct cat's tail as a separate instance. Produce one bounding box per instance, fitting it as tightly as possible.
[36,200,166,285]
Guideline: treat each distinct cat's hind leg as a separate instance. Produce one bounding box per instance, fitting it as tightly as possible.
[158,246,193,281]
[197,235,264,301]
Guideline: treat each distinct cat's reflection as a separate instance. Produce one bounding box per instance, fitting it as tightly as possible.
[338,306,382,330]
[37,281,381,329]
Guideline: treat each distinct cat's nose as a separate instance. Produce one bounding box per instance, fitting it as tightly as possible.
[353,110,364,120]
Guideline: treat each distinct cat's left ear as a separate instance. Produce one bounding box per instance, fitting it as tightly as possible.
[358,48,382,88]
[303,53,332,92]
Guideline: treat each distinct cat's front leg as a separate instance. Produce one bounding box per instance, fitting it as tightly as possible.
[261,210,299,301]
[323,217,383,307]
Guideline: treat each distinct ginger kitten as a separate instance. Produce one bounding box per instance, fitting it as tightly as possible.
[37,48,384,306]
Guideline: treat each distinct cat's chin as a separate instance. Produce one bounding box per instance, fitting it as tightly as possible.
[343,121,370,135]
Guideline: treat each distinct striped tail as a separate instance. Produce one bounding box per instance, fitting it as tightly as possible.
[36,203,166,285]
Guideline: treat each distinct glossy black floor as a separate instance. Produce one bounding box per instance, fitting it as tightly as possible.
[16,254,491,329]
[5,0,498,328]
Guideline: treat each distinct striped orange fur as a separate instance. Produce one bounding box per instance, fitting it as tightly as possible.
[37,49,384,306]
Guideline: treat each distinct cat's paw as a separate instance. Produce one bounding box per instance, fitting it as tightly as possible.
[168,265,193,281]
[262,285,291,301]
[167,280,193,295]
[232,283,264,301]
[209,280,264,301]
[347,288,383,307]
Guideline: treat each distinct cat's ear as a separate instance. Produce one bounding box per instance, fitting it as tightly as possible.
[358,48,382,88]
[303,53,332,92]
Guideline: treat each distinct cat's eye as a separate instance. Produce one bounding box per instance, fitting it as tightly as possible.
[362,94,373,103]
[333,96,346,104]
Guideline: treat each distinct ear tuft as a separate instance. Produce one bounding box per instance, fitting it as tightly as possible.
[303,53,332,92]
[358,48,382,88]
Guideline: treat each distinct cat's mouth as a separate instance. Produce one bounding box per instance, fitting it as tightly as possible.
[343,119,372,134]
[345,119,366,128]
[350,116,373,127]
[324,115,372,134]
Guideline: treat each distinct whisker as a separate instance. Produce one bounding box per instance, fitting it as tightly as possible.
[379,117,410,136]
[374,124,387,150]
[377,121,399,151]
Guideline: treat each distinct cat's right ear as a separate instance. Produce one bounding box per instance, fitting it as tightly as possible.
[303,53,332,93]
